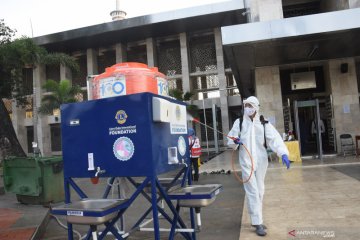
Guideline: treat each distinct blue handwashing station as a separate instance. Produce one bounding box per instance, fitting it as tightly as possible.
[51,91,222,240]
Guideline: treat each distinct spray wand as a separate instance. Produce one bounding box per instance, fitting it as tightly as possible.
[191,118,254,183]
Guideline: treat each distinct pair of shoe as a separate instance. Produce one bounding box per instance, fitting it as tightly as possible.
[252,224,267,229]
[252,224,267,236]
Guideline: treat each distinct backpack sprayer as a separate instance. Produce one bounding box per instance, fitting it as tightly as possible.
[188,116,254,183]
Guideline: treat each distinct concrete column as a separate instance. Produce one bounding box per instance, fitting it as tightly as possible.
[33,64,52,156]
[250,0,283,22]
[179,32,190,93]
[214,28,229,145]
[321,0,349,11]
[115,43,127,63]
[60,64,72,81]
[248,0,260,22]
[328,58,360,152]
[349,0,360,8]
[87,48,98,75]
[255,66,285,134]
[146,38,157,67]
[11,101,27,154]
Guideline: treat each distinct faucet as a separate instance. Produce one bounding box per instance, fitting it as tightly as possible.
[95,166,106,177]
[180,159,188,168]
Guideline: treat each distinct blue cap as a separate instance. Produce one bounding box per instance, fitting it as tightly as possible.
[188,128,195,136]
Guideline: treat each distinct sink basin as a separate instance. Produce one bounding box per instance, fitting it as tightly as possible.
[168,184,222,208]
[52,199,128,225]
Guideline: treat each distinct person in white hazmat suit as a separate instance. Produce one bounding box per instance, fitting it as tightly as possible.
[227,96,290,237]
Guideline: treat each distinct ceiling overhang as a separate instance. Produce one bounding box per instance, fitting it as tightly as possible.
[221,8,360,97]
[33,0,246,52]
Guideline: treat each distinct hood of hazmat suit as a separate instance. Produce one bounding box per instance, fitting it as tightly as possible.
[227,96,288,174]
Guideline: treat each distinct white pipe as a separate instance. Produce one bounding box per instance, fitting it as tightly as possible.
[122,232,130,238]
[98,230,125,236]
[140,228,195,233]
[138,213,162,228]
[196,213,202,227]
[91,231,98,240]
[51,215,83,240]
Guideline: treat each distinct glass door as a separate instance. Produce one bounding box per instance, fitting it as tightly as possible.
[293,99,323,159]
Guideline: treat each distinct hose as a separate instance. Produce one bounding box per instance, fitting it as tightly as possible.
[107,177,126,233]
[231,144,254,184]
[192,118,254,184]
[51,214,84,240]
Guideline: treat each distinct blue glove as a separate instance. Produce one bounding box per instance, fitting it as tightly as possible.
[282,154,290,169]
[233,138,242,145]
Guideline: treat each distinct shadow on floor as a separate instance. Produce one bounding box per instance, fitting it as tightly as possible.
[331,165,360,181]
[200,151,224,163]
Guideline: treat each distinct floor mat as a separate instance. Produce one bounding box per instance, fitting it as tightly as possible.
[331,165,360,181]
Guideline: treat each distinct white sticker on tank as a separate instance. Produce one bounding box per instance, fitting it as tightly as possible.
[70,119,80,126]
[88,153,95,171]
[157,77,169,96]
[177,136,186,156]
[67,211,83,216]
[170,103,187,134]
[99,76,126,98]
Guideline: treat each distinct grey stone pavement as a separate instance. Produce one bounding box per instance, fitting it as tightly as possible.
[1,150,360,239]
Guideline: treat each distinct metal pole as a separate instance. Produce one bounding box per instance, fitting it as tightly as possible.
[330,94,337,152]
[32,71,40,156]
[315,99,323,161]
[212,104,219,153]
[293,101,301,156]
[201,92,210,158]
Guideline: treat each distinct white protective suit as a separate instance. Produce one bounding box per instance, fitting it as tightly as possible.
[227,96,289,225]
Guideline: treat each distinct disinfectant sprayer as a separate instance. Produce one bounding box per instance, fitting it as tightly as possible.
[188,115,254,184]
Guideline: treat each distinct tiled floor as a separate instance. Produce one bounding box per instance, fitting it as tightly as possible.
[0,208,36,240]
[0,227,36,240]
[199,150,360,239]
[2,150,360,240]
[239,163,360,239]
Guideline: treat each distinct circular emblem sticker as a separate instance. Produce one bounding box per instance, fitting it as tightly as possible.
[115,110,127,124]
[178,136,186,156]
[113,137,134,161]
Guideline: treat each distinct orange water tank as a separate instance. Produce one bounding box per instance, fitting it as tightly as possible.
[91,62,169,100]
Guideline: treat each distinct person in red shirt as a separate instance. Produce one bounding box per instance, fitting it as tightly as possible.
[188,128,202,181]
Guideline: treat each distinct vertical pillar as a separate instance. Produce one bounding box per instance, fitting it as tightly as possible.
[180,33,190,93]
[349,0,360,8]
[328,58,360,152]
[249,0,283,22]
[11,101,27,154]
[146,38,157,67]
[116,43,127,63]
[33,64,52,156]
[60,64,72,81]
[87,48,98,75]
[255,66,285,134]
[321,0,349,11]
[214,28,229,145]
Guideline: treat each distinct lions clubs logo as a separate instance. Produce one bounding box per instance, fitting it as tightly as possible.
[115,110,127,124]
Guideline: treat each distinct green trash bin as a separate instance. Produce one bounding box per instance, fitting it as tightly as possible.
[3,156,64,205]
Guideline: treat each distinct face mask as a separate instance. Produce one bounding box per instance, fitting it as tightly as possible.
[244,107,256,116]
